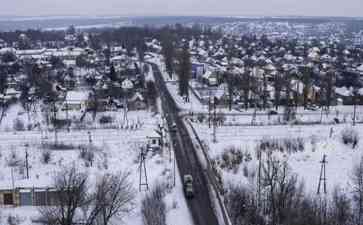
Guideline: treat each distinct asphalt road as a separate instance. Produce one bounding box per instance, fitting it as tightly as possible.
[150,63,219,225]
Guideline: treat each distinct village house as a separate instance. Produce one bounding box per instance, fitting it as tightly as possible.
[128,92,147,110]
[147,130,162,151]
[63,90,90,111]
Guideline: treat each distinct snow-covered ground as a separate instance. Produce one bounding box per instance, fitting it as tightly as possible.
[190,120,363,196]
[0,95,192,224]
[150,56,363,199]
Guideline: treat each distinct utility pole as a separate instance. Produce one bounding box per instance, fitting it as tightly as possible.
[317,154,327,195]
[257,149,262,208]
[124,97,128,126]
[208,91,211,128]
[251,105,257,125]
[25,143,29,179]
[139,145,149,191]
[317,154,328,225]
[88,131,93,145]
[353,89,357,126]
[66,101,70,132]
[173,145,176,187]
[53,101,58,146]
[213,97,217,143]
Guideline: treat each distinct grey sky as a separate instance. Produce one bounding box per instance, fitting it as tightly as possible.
[1,0,362,17]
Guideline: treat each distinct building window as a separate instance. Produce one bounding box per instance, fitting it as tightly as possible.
[3,193,14,205]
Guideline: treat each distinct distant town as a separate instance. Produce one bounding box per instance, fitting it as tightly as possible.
[0,16,362,225]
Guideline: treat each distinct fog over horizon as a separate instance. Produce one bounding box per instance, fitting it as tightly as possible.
[1,0,363,18]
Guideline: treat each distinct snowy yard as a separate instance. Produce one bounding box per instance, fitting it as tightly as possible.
[0,102,192,225]
[190,120,363,196]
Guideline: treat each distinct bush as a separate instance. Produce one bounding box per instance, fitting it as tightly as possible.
[217,146,243,171]
[43,143,76,150]
[225,184,264,225]
[13,118,25,131]
[341,127,359,148]
[141,183,167,225]
[7,215,20,225]
[99,116,113,124]
[51,118,71,129]
[197,114,205,123]
[41,150,52,164]
[258,137,305,154]
[8,151,20,167]
[79,147,95,166]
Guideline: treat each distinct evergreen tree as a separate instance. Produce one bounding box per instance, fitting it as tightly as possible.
[160,30,175,78]
[177,42,191,99]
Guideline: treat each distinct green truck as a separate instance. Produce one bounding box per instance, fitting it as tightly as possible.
[183,174,194,198]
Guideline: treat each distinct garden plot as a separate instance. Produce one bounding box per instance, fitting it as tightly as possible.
[0,107,192,225]
[190,120,363,195]
[0,102,154,133]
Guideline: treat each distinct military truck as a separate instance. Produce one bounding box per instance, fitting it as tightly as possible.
[183,174,194,198]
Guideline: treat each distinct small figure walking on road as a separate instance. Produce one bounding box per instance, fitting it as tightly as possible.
[329,127,334,138]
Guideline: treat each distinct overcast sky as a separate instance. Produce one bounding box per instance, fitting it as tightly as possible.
[1,0,362,17]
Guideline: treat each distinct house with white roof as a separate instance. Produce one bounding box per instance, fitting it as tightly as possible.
[64,91,90,111]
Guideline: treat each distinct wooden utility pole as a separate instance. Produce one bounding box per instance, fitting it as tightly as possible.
[53,102,58,146]
[257,149,262,208]
[25,143,29,179]
[212,97,217,143]
[251,105,257,125]
[208,92,211,128]
[173,145,176,187]
[66,102,70,132]
[353,89,357,126]
[139,145,149,191]
[88,131,93,145]
[123,97,128,125]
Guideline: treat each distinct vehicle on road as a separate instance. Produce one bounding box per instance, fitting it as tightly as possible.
[183,174,194,198]
[171,122,177,132]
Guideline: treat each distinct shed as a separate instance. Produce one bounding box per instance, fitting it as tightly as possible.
[64,91,90,111]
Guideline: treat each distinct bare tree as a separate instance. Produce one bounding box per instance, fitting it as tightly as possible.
[141,183,167,225]
[352,157,363,225]
[274,67,284,110]
[301,66,313,109]
[92,172,136,225]
[39,167,90,225]
[328,186,352,225]
[0,65,8,124]
[283,71,295,122]
[226,71,235,111]
[262,154,302,225]
[239,70,252,110]
[225,184,264,225]
[323,70,335,110]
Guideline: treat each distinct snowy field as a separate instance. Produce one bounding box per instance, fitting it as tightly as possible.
[151,56,363,198]
[190,120,363,196]
[0,102,192,225]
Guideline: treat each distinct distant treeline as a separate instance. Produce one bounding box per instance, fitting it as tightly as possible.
[0,24,221,51]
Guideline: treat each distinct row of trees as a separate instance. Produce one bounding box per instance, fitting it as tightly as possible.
[225,154,363,225]
[224,64,339,112]
[39,167,135,225]
[160,29,192,100]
